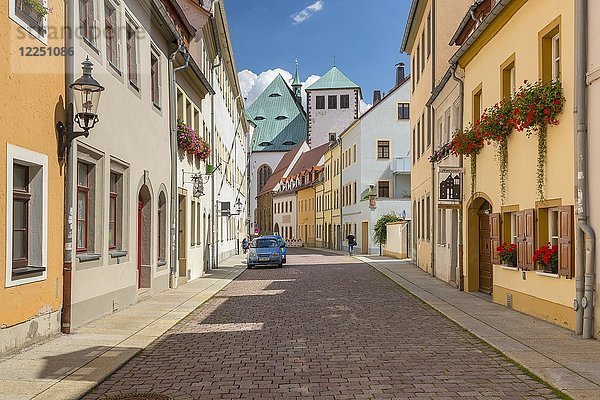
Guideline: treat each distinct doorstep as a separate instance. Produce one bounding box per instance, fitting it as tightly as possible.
[358,255,600,400]
[0,254,247,400]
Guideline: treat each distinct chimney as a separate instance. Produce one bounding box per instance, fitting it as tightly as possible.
[396,62,406,86]
[373,90,382,105]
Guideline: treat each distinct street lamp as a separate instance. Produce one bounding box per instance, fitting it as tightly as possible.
[57,57,105,159]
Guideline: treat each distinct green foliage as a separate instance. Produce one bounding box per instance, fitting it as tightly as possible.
[23,0,49,16]
[373,213,402,245]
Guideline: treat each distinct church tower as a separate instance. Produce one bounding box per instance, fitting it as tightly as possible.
[291,60,302,104]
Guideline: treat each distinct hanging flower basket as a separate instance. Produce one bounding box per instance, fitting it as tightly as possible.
[192,137,211,161]
[177,120,198,153]
[429,141,453,163]
[512,80,565,200]
[450,125,484,193]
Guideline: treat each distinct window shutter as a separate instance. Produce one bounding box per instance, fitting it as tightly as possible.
[516,211,525,269]
[523,209,535,270]
[558,205,573,278]
[490,213,501,264]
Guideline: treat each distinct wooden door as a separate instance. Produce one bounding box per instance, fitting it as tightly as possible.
[478,213,493,294]
[137,200,142,289]
[178,195,187,277]
[362,222,368,255]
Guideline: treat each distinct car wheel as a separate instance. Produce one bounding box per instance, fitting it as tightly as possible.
[247,265,253,269]
[278,261,283,268]
[283,257,287,264]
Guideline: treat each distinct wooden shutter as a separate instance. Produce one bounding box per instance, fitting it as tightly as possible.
[523,209,536,270]
[516,211,526,269]
[558,206,574,278]
[490,213,501,264]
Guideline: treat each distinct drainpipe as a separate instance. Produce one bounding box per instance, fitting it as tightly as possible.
[429,0,437,277]
[338,136,343,252]
[61,0,76,334]
[574,0,595,339]
[168,42,190,288]
[451,63,465,291]
[210,13,223,269]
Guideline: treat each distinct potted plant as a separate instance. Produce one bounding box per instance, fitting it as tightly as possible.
[532,243,558,274]
[450,125,484,194]
[497,242,517,268]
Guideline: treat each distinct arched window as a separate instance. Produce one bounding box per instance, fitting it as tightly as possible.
[257,164,272,193]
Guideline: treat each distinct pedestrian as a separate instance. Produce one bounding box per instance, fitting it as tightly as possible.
[346,232,356,256]
[242,238,248,254]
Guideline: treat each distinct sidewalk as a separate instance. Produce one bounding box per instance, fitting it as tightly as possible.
[0,255,246,400]
[358,255,600,400]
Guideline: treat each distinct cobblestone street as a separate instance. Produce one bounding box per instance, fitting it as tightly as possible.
[84,249,560,399]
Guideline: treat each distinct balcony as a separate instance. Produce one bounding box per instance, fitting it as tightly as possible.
[391,157,411,175]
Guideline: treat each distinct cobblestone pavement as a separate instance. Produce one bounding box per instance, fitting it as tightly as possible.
[83,249,560,399]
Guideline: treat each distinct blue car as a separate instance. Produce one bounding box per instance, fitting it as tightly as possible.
[247,237,283,269]
[262,235,287,263]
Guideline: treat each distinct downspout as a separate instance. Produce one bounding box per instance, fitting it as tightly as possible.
[430,0,436,276]
[61,0,75,334]
[574,0,595,339]
[210,13,222,269]
[451,63,465,291]
[168,42,189,288]
[338,137,343,252]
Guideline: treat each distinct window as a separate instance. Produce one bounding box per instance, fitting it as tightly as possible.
[473,86,482,123]
[108,172,119,250]
[421,30,425,72]
[416,121,421,158]
[191,201,196,245]
[158,193,166,262]
[412,58,415,92]
[540,20,560,83]
[328,95,337,109]
[412,128,416,164]
[6,146,48,286]
[426,195,431,240]
[257,164,272,193]
[377,140,390,159]
[501,57,516,99]
[444,109,451,144]
[12,165,30,268]
[126,23,138,87]
[425,112,430,148]
[416,44,420,82]
[316,95,325,109]
[353,182,357,204]
[151,52,160,107]
[77,162,90,252]
[329,133,336,142]
[79,0,95,45]
[340,95,350,109]
[377,181,390,198]
[353,144,357,163]
[427,12,431,57]
[105,2,118,68]
[398,103,409,120]
[12,0,47,38]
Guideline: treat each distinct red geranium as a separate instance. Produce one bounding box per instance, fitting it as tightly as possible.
[497,242,517,267]
[532,243,558,273]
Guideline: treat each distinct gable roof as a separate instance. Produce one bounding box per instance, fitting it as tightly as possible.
[288,143,328,177]
[247,75,307,152]
[259,145,304,195]
[306,66,360,91]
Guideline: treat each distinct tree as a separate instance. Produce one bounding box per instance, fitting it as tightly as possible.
[373,213,403,245]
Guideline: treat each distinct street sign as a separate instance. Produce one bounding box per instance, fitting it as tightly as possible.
[254,227,260,235]
[438,167,463,208]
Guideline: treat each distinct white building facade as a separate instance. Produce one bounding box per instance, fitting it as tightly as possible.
[340,66,412,255]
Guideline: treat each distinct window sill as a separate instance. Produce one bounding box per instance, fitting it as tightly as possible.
[109,62,122,76]
[129,81,140,92]
[109,250,128,259]
[77,253,101,262]
[535,271,560,278]
[82,37,99,54]
[153,102,162,111]
[157,259,167,267]
[12,265,46,277]
[500,265,519,271]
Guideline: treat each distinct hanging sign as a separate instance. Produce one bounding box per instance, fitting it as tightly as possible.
[438,167,462,207]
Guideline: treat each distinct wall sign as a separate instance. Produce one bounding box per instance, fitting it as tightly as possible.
[438,167,462,207]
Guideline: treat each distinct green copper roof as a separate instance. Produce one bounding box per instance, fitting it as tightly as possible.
[247,74,307,152]
[306,66,360,90]
[292,61,301,87]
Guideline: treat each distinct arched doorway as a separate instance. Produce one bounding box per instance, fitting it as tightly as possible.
[467,196,493,294]
[137,185,152,289]
[273,223,280,235]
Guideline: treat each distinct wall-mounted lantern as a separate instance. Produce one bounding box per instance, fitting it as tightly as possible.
[57,57,105,159]
[368,184,377,210]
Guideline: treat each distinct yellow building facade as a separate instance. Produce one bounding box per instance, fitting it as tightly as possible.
[456,0,576,329]
[402,0,472,272]
[316,143,342,250]
[297,183,317,247]
[0,0,65,353]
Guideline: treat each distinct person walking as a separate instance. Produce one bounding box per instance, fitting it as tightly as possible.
[242,238,248,254]
[346,232,356,256]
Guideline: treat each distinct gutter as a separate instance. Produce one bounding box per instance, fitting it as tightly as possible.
[400,0,421,53]
[168,43,190,288]
[449,0,511,67]
[574,0,595,339]
[430,0,436,277]
[451,63,465,291]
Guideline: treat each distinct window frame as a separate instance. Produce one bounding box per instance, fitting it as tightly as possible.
[108,172,118,250]
[328,95,338,109]
[377,140,390,160]
[126,21,139,89]
[76,162,90,253]
[377,181,390,198]
[12,165,30,269]
[316,95,325,109]
[340,94,350,109]
[79,0,96,47]
[150,50,161,108]
[10,0,48,43]
[398,103,410,120]
[105,1,119,70]
[6,145,49,287]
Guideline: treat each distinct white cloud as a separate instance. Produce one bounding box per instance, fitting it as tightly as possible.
[360,100,372,115]
[291,0,324,25]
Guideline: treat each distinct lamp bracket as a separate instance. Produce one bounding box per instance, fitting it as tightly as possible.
[57,121,90,160]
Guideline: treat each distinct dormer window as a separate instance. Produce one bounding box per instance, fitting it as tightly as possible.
[275,115,288,120]
[254,116,266,121]
[269,93,282,97]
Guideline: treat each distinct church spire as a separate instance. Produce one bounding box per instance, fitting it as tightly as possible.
[292,59,302,103]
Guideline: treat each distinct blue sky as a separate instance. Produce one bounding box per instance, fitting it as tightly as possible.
[227,0,411,107]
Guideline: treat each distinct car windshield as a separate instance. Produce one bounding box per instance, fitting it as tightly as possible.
[253,239,278,248]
